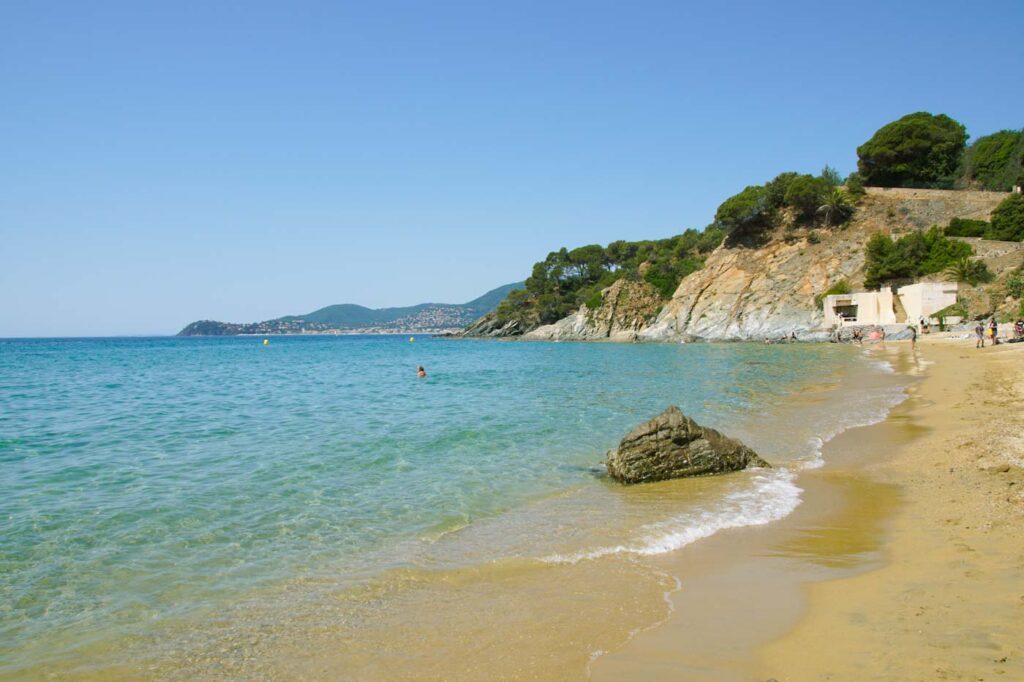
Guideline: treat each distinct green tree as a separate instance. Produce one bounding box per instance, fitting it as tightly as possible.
[960,129,1024,191]
[765,172,799,208]
[844,172,866,198]
[821,165,844,187]
[943,257,994,286]
[863,227,973,288]
[988,194,1024,241]
[783,174,829,220]
[714,185,773,240]
[944,217,990,238]
[856,112,967,187]
[817,188,855,226]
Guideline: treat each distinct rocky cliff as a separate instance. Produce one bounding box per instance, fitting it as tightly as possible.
[641,188,1006,341]
[524,279,663,342]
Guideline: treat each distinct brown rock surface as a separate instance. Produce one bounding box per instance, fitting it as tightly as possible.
[606,406,770,484]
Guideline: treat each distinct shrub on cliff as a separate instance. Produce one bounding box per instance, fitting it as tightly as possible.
[960,129,1024,191]
[988,194,1024,241]
[715,185,774,243]
[944,217,990,238]
[857,112,967,188]
[784,175,830,221]
[844,172,866,198]
[814,279,853,309]
[817,188,855,226]
[503,228,724,326]
[943,257,994,286]
[864,227,973,288]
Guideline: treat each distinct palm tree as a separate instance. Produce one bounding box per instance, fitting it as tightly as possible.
[817,188,854,226]
[944,256,993,286]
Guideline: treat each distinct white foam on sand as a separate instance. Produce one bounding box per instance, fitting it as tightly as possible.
[543,468,802,564]
[800,384,908,469]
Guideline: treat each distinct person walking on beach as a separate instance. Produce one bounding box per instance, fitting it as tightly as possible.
[975,321,986,348]
[989,318,999,346]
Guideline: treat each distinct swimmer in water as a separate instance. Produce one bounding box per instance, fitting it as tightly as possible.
[417,366,426,378]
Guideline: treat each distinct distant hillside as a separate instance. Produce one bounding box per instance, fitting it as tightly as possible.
[177,282,524,336]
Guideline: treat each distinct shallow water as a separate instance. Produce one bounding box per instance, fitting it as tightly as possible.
[0,336,905,676]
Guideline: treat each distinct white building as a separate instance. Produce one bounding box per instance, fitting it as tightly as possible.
[823,282,958,328]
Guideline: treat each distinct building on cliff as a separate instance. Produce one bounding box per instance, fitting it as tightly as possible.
[823,282,958,328]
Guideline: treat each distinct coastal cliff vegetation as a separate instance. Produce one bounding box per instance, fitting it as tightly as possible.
[469,111,1023,339]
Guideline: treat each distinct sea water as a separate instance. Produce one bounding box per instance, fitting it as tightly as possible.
[0,336,906,676]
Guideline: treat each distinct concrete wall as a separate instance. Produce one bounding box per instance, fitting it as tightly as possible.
[824,283,956,328]
[823,289,897,327]
[897,282,958,325]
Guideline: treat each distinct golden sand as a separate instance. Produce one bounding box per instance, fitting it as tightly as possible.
[595,339,1024,681]
[759,340,1024,680]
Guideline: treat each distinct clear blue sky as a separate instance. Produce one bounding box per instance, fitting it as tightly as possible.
[2,0,1022,336]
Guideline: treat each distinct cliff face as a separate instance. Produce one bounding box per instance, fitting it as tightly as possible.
[524,279,663,342]
[641,188,1007,341]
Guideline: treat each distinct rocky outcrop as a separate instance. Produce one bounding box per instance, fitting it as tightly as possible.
[525,279,663,342]
[606,406,770,484]
[456,311,528,338]
[640,188,1007,342]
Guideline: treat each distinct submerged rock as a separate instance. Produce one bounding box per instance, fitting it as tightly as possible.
[606,406,770,484]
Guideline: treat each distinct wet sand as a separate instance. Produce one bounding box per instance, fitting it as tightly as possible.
[595,339,1024,680]
[761,339,1024,680]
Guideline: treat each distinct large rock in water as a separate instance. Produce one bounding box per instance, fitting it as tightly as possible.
[606,406,770,484]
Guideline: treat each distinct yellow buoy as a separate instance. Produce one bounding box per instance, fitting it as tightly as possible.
[263,339,269,346]
[409,337,415,342]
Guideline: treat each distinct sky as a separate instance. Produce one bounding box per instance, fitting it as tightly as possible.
[2,0,1022,336]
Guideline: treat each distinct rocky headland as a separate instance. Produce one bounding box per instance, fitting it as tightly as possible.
[458,188,1012,343]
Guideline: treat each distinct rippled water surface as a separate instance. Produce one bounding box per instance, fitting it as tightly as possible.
[0,335,893,673]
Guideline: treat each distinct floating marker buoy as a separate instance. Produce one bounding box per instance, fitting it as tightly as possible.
[263,339,269,346]
[409,337,415,342]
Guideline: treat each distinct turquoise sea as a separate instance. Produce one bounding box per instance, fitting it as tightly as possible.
[0,336,907,676]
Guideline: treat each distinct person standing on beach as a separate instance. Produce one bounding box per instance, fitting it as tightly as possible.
[989,318,999,345]
[975,321,985,348]
[909,324,917,349]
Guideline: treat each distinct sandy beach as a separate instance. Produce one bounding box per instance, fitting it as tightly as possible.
[594,337,1024,681]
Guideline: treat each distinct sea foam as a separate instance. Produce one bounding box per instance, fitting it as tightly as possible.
[543,468,802,563]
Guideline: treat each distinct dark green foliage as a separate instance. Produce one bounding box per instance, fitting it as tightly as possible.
[857,112,967,187]
[960,129,1024,191]
[765,172,800,208]
[943,257,994,286]
[1007,263,1024,299]
[863,227,974,289]
[844,172,866,198]
[944,217,990,238]
[499,228,723,325]
[784,175,830,220]
[814,279,852,309]
[715,185,774,240]
[988,194,1024,241]
[817,188,855,226]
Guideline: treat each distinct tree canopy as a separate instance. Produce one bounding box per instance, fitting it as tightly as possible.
[496,228,725,326]
[988,193,1024,242]
[960,129,1024,191]
[857,112,967,188]
[863,227,973,288]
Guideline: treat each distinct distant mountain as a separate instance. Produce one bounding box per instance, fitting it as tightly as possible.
[177,282,524,336]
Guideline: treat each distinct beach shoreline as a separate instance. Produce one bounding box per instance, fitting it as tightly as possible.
[593,337,1024,680]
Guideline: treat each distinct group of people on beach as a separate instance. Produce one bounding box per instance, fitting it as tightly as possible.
[976,318,1024,348]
